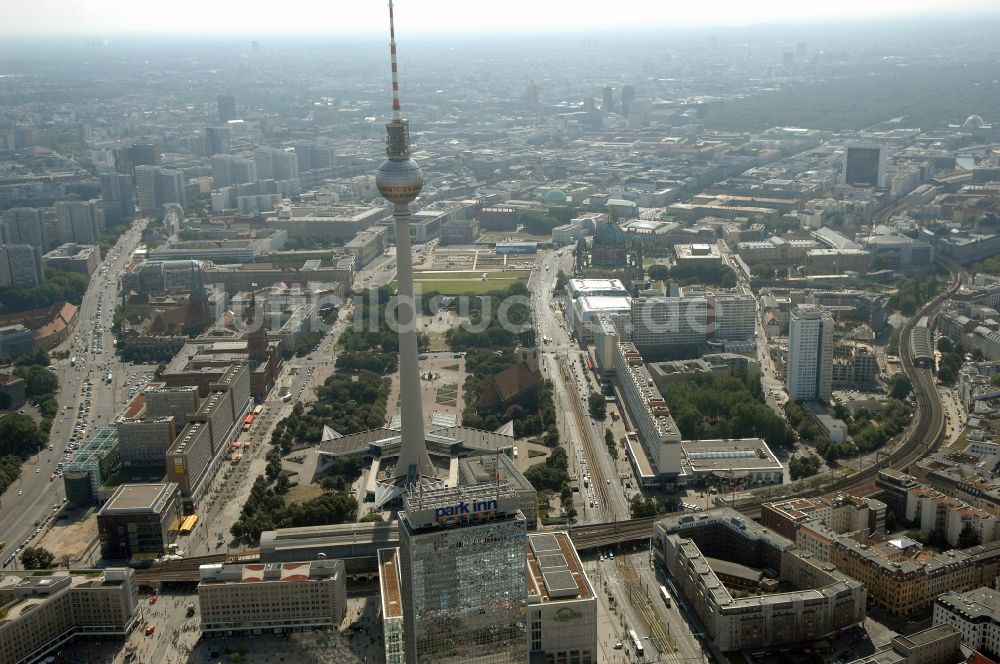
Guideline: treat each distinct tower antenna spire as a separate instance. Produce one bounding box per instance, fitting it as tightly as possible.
[388,0,402,123]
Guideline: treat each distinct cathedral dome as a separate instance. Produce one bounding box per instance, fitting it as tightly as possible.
[594,221,625,245]
[542,189,568,204]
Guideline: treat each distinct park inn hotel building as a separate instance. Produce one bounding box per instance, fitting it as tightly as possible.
[379,484,597,664]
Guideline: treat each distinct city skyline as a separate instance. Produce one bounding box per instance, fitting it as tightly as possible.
[1,0,999,35]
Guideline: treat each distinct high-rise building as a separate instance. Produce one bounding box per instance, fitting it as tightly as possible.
[602,86,614,114]
[2,207,47,249]
[135,166,187,211]
[843,145,887,188]
[0,244,45,288]
[100,172,135,221]
[217,94,237,123]
[54,200,102,244]
[204,126,231,156]
[113,142,161,178]
[787,304,833,402]
[621,84,635,116]
[254,147,300,183]
[526,80,539,107]
[398,485,528,664]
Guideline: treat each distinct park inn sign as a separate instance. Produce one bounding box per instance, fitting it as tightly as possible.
[553,607,583,623]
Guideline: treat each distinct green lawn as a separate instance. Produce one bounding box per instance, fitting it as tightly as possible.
[285,483,324,505]
[391,270,530,295]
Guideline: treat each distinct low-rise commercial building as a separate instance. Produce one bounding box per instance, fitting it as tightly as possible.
[344,226,386,268]
[525,532,597,664]
[198,560,347,636]
[97,482,182,561]
[678,438,783,486]
[0,568,140,664]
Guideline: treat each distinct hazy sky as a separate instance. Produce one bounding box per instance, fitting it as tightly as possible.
[3,0,998,35]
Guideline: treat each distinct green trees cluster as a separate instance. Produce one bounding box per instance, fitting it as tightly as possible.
[892,273,941,316]
[587,392,606,420]
[0,268,89,315]
[518,210,563,236]
[630,495,681,519]
[524,446,570,493]
[789,454,822,480]
[0,454,24,497]
[19,546,56,570]
[889,374,913,400]
[230,475,358,544]
[662,372,795,449]
[648,261,737,288]
[446,283,532,352]
[292,332,323,358]
[847,400,912,456]
[937,337,967,383]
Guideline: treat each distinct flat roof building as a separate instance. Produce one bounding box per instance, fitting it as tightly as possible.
[525,532,597,664]
[197,559,346,636]
[97,482,182,561]
[679,438,783,487]
[0,568,140,664]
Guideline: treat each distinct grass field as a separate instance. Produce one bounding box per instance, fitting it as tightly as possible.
[391,270,530,295]
[285,483,324,505]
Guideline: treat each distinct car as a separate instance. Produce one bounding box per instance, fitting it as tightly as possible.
[144,624,155,636]
[17,489,22,496]
[613,642,624,650]
[149,594,157,604]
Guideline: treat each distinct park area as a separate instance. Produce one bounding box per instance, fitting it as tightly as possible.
[391,269,530,295]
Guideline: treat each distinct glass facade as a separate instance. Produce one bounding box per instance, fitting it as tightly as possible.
[401,513,527,664]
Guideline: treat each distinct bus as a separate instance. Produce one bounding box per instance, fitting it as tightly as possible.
[629,629,644,658]
[659,585,671,607]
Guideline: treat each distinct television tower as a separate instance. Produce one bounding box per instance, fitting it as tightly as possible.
[374,0,438,507]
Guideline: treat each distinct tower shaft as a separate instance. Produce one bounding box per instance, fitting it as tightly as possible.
[392,202,433,482]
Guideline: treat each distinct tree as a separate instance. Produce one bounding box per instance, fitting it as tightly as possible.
[937,337,954,354]
[360,512,384,522]
[588,393,606,420]
[20,546,56,569]
[648,264,670,281]
[958,523,982,549]
[154,363,167,380]
[889,374,913,401]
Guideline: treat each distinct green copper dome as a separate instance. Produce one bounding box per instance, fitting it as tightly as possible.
[543,189,568,204]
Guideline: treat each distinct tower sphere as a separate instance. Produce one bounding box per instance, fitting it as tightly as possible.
[376,153,423,206]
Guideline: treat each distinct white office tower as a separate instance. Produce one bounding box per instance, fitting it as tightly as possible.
[398,485,528,664]
[787,304,833,402]
[372,0,441,508]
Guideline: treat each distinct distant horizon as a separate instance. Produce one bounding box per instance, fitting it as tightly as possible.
[1,1,998,37]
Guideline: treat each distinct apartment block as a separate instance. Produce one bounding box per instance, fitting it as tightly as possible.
[934,587,1000,659]
[198,560,346,636]
[615,342,682,480]
[0,244,45,289]
[0,568,139,664]
[652,508,866,652]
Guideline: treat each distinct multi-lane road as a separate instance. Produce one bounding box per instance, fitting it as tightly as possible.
[0,221,145,566]
[531,248,630,523]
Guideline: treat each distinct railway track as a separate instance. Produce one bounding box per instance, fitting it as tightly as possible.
[732,257,965,517]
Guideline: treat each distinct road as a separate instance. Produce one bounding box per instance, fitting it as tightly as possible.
[0,221,145,566]
[530,249,630,524]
